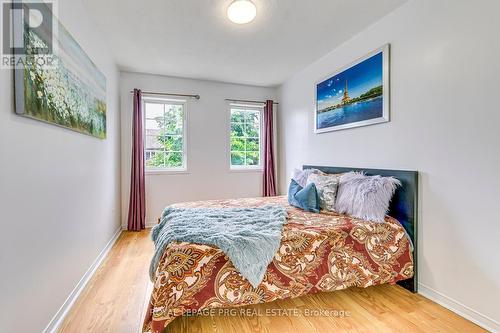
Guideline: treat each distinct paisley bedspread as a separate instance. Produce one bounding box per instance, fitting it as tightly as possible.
[143,196,413,333]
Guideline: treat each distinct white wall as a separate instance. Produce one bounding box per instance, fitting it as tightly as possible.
[0,1,121,332]
[278,0,500,330]
[120,72,277,226]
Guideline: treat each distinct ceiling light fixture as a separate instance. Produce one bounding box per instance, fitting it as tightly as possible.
[227,0,257,24]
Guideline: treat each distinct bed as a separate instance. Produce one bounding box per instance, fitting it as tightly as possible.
[143,166,418,333]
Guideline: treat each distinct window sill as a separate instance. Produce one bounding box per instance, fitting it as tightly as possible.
[146,169,190,175]
[229,167,263,173]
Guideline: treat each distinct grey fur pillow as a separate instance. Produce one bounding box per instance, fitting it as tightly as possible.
[335,172,401,222]
[306,173,339,211]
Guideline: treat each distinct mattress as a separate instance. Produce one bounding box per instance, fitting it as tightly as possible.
[143,196,413,333]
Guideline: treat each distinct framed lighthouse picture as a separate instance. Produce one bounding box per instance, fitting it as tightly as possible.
[314,44,389,133]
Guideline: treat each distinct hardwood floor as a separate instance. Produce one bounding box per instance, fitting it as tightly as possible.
[59,230,486,333]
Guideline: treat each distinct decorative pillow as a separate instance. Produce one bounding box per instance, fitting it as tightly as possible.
[306,173,340,211]
[287,179,320,213]
[291,168,324,188]
[335,172,401,222]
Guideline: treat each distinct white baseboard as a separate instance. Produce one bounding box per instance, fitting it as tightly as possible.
[418,282,499,333]
[121,221,157,229]
[42,227,123,333]
[146,221,157,228]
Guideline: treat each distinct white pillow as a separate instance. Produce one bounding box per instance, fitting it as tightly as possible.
[306,173,339,211]
[291,168,323,188]
[335,172,401,222]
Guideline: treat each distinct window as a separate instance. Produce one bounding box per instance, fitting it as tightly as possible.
[230,106,262,169]
[144,99,187,171]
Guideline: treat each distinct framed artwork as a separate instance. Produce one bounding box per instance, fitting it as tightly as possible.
[14,2,107,138]
[315,44,389,133]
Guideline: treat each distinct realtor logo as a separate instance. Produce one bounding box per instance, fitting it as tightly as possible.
[1,0,57,68]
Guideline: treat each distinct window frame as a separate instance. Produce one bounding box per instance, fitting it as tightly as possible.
[143,97,188,174]
[228,103,264,172]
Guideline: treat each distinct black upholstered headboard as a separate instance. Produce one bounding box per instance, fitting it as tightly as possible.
[303,165,418,293]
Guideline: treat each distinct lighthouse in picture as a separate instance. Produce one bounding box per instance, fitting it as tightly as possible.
[342,80,351,105]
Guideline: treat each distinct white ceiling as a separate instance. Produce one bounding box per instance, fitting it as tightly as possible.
[83,0,407,87]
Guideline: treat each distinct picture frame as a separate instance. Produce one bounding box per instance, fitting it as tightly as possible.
[14,2,107,139]
[314,44,390,133]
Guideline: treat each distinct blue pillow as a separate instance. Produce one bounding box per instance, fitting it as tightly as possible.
[288,179,320,213]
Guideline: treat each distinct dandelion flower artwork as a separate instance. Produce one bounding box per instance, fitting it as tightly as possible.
[15,4,107,139]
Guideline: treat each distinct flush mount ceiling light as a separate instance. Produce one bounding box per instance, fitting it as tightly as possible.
[227,0,257,24]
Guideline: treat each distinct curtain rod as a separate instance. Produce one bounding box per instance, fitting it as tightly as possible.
[130,90,200,100]
[225,98,279,105]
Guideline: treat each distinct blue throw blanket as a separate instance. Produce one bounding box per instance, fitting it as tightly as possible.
[150,205,288,288]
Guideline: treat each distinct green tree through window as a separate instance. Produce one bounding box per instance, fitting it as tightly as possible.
[144,101,185,170]
[230,108,261,168]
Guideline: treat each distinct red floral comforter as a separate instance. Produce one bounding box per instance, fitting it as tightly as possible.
[143,196,413,332]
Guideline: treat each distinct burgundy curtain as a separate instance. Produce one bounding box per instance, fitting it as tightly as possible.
[262,100,277,196]
[127,89,146,231]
